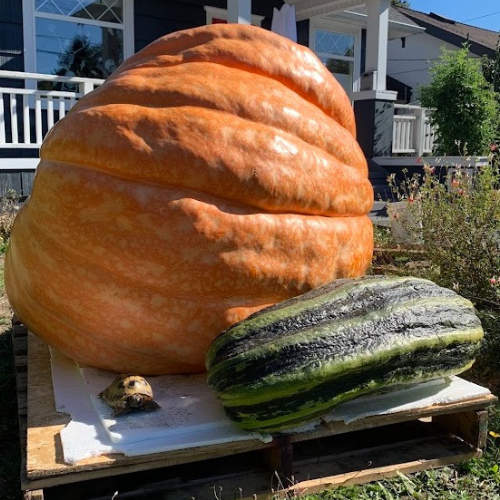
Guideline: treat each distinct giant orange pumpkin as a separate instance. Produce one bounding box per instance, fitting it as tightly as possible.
[5,24,374,375]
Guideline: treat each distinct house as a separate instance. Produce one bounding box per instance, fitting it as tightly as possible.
[0,0,429,198]
[388,7,500,104]
[363,7,499,199]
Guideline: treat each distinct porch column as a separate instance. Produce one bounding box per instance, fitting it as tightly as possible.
[227,0,252,24]
[365,0,390,91]
[353,0,396,159]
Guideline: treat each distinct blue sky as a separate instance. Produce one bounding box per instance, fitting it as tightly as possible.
[409,1,500,32]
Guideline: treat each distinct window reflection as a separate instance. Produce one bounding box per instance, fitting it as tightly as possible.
[319,57,354,100]
[35,0,123,23]
[36,17,123,88]
[315,30,354,58]
[314,29,356,99]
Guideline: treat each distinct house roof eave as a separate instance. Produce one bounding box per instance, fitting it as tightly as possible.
[287,0,368,22]
[406,17,496,57]
[396,8,499,58]
[333,9,425,39]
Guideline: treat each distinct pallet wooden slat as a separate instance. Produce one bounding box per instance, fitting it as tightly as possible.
[12,320,498,500]
[434,410,489,450]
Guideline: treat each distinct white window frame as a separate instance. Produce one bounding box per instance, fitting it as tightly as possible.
[22,0,135,75]
[204,6,264,26]
[309,18,362,95]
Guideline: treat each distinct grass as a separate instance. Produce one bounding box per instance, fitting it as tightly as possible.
[0,238,499,499]
[301,465,500,499]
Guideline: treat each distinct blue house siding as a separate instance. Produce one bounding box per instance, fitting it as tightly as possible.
[0,0,24,73]
[134,0,207,51]
[0,0,285,70]
[296,19,309,47]
[0,1,36,197]
[135,0,284,50]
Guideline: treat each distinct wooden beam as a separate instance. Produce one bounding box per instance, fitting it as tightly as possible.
[434,410,489,451]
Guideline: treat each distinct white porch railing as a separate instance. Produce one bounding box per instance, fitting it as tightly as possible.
[1,71,437,160]
[392,104,436,156]
[0,70,103,149]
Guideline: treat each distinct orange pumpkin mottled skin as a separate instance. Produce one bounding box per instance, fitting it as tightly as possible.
[5,24,374,375]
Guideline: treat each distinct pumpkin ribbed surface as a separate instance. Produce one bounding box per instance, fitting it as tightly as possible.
[5,24,374,374]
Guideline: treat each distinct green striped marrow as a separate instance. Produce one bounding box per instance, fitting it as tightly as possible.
[206,276,483,433]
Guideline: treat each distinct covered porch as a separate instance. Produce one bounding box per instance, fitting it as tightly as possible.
[0,0,431,197]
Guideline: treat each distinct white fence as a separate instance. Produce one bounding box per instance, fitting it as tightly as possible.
[392,104,436,156]
[0,70,103,149]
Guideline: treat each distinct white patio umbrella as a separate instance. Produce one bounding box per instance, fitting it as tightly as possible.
[271,3,297,42]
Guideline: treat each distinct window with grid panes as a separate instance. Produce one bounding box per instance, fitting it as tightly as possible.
[29,0,131,88]
[314,29,355,100]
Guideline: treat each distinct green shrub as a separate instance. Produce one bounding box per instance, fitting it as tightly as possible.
[420,45,499,156]
[385,160,500,394]
[387,160,500,306]
[418,161,500,305]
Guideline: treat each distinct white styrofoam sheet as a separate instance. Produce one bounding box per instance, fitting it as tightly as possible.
[50,347,492,465]
[50,348,271,465]
[82,367,241,444]
[324,376,490,424]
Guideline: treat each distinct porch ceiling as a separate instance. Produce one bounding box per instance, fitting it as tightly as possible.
[286,0,368,21]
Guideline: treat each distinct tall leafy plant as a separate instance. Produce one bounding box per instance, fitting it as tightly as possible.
[419,162,500,304]
[482,37,500,94]
[420,45,499,156]
[387,160,500,305]
[482,36,500,156]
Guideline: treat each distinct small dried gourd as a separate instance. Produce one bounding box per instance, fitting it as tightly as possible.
[99,374,161,416]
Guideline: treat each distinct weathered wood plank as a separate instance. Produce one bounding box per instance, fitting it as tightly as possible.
[55,434,480,500]
[434,410,489,451]
[15,324,497,499]
[23,490,44,500]
[284,446,480,497]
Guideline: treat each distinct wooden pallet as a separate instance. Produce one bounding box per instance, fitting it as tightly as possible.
[12,319,498,500]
